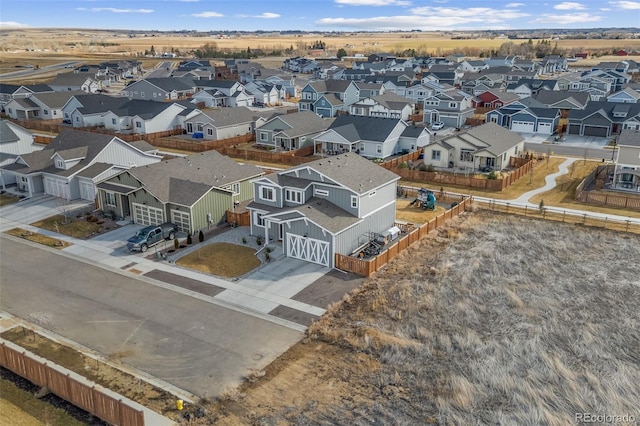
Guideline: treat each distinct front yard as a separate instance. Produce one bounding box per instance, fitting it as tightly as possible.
[5,228,71,249]
[0,193,21,207]
[176,242,261,277]
[30,214,114,239]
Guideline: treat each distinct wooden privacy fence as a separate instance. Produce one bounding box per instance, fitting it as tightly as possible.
[147,133,255,152]
[335,197,471,277]
[0,341,144,426]
[218,144,319,165]
[226,210,251,227]
[574,165,640,211]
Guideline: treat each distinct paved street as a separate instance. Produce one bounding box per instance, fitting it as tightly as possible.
[0,237,303,398]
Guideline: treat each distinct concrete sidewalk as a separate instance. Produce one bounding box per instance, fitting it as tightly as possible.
[510,157,578,204]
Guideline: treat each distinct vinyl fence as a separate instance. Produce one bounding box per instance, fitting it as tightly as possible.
[335,197,472,277]
[0,341,144,426]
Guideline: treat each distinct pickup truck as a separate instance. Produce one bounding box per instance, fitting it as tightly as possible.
[127,223,177,252]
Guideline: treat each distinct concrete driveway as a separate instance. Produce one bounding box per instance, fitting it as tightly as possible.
[0,195,92,232]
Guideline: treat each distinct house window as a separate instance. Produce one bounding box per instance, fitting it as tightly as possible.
[260,186,275,201]
[255,212,265,227]
[55,158,65,169]
[112,118,117,125]
[285,189,303,204]
[153,93,157,98]
[460,149,474,162]
[207,128,213,136]
[76,117,80,122]
[7,108,12,113]
[260,132,267,141]
[376,144,382,154]
[369,191,376,197]
[141,92,145,98]
[449,102,457,108]
[351,195,358,208]
[360,143,365,152]
[432,150,441,161]
[314,188,329,197]
[33,111,39,117]
[53,111,57,116]
[196,123,203,131]
[44,110,49,115]
[105,192,117,207]
[135,121,142,128]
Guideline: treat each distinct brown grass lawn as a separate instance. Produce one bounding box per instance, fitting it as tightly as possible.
[30,215,102,239]
[5,228,70,249]
[530,160,640,219]
[176,242,261,277]
[400,157,564,200]
[395,198,446,224]
[0,193,21,207]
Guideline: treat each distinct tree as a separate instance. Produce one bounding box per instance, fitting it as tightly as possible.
[187,233,193,245]
[336,48,348,59]
[198,230,204,243]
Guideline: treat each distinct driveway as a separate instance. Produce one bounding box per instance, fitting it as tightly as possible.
[0,195,92,232]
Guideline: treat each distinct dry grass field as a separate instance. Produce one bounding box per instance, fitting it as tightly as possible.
[202,212,640,425]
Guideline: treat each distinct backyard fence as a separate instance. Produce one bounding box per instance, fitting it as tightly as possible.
[0,340,144,426]
[147,133,255,152]
[382,155,534,192]
[335,197,471,277]
[475,198,640,235]
[226,210,251,227]
[574,165,640,211]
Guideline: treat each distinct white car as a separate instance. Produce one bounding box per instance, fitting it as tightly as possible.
[431,121,445,130]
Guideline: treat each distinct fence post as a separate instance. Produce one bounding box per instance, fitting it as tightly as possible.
[562,211,566,223]
[603,217,607,229]
[506,203,509,213]
[626,220,630,232]
[583,214,587,225]
[524,205,527,216]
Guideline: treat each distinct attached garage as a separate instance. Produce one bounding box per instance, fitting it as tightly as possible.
[170,209,191,233]
[44,176,70,200]
[568,123,581,135]
[132,202,164,226]
[79,181,96,201]
[511,120,535,133]
[287,234,330,266]
[583,125,609,137]
[537,122,553,134]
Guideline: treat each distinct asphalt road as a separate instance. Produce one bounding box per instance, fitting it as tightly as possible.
[524,142,611,160]
[0,236,302,397]
[0,61,80,79]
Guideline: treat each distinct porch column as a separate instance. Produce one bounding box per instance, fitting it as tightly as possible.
[27,177,33,198]
[264,219,269,245]
[0,171,5,190]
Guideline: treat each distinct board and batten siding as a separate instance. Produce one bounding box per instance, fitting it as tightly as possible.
[334,201,396,256]
[94,141,160,168]
[283,218,333,256]
[190,189,233,229]
[312,184,357,216]
[253,181,281,208]
[110,171,142,188]
[130,188,165,211]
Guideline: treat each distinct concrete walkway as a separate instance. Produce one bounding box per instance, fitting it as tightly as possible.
[472,156,640,225]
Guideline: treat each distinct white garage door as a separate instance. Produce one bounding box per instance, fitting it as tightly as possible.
[171,210,191,233]
[132,203,163,226]
[537,122,553,134]
[44,177,70,200]
[511,121,535,133]
[79,181,96,201]
[287,234,330,266]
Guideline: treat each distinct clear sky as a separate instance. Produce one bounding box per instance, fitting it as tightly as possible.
[1,0,639,32]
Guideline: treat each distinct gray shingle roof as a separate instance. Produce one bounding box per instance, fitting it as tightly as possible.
[533,90,590,108]
[72,94,130,115]
[127,150,264,206]
[462,122,524,156]
[326,115,403,143]
[269,111,331,138]
[76,162,114,179]
[143,77,195,92]
[0,121,20,144]
[196,106,262,127]
[283,152,400,194]
[617,129,640,147]
[33,91,85,108]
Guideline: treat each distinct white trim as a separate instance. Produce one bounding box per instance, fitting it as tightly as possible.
[314,188,329,197]
[259,185,275,201]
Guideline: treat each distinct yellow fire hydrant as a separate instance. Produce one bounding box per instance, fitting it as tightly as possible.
[176,399,184,411]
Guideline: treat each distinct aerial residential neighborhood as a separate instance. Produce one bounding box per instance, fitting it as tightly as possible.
[1,2,639,424]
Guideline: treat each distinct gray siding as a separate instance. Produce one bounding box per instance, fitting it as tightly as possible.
[283,218,333,258]
[335,201,396,255]
[313,184,357,216]
[131,188,164,211]
[253,181,281,208]
[358,182,397,216]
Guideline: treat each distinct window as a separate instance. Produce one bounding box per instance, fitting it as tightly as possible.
[260,132,267,141]
[369,191,376,197]
[351,195,358,208]
[76,116,80,122]
[255,212,265,227]
[153,93,157,98]
[55,158,65,169]
[207,128,213,136]
[196,123,203,131]
[33,111,39,117]
[360,143,365,152]
[314,188,329,197]
[376,144,382,154]
[460,149,473,162]
[8,108,12,113]
[260,186,275,201]
[141,92,145,98]
[135,121,142,128]
[449,102,457,108]
[432,150,441,161]
[285,189,302,204]
[112,118,117,125]
[105,192,117,206]
[53,111,57,116]
[44,110,49,115]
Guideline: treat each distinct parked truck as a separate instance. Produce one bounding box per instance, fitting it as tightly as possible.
[127,223,177,252]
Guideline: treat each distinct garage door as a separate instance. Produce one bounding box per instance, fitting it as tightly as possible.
[79,181,95,201]
[170,210,191,233]
[511,121,535,133]
[44,177,70,200]
[568,124,581,135]
[287,234,330,266]
[583,126,609,137]
[537,122,553,134]
[132,203,163,226]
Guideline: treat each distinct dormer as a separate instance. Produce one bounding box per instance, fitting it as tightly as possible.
[612,104,630,118]
[51,146,88,170]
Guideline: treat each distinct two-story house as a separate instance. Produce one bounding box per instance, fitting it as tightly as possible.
[298,80,360,117]
[613,128,640,191]
[349,93,415,121]
[256,111,330,151]
[423,89,474,128]
[247,153,400,267]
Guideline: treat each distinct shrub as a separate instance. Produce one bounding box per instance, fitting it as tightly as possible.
[187,234,193,245]
[198,230,204,243]
[419,163,435,172]
[487,170,498,180]
[242,236,247,244]
[265,247,272,254]
[174,238,180,250]
[256,236,263,246]
[398,161,409,169]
